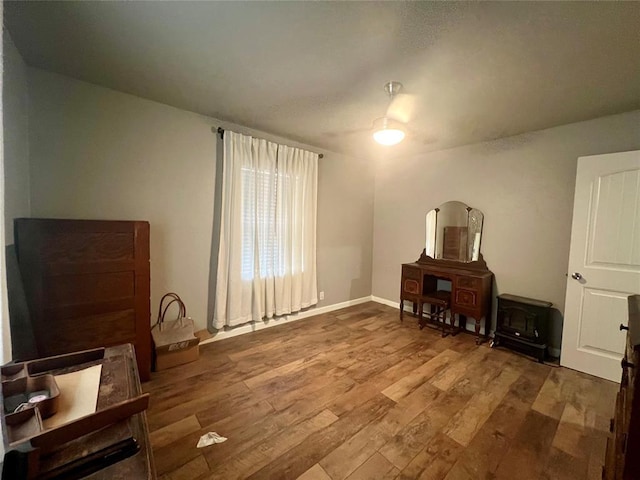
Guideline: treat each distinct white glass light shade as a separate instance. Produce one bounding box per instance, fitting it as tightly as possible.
[372,117,405,146]
[373,128,405,146]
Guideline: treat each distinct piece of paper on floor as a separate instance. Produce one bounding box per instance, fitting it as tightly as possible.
[43,364,102,430]
[197,432,227,448]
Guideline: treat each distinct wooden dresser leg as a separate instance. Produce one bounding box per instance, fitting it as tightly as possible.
[449,311,458,336]
[400,300,404,321]
[441,309,447,338]
[475,318,482,345]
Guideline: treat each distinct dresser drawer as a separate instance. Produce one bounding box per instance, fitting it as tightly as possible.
[402,265,422,281]
[456,276,480,290]
[455,289,478,307]
[402,265,422,296]
[403,278,421,295]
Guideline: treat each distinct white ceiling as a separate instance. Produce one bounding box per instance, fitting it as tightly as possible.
[5,1,640,159]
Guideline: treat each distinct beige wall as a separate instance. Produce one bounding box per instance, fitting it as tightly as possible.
[2,31,30,243]
[372,110,640,350]
[317,150,374,304]
[26,68,375,332]
[19,61,640,350]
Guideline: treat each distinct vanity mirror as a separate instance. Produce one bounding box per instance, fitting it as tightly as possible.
[425,201,484,263]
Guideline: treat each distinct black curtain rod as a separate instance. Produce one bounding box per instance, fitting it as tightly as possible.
[215,127,323,158]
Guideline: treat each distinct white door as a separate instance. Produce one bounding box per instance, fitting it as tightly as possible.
[561,150,640,382]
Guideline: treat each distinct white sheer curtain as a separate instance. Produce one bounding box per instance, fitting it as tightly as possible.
[213,131,318,329]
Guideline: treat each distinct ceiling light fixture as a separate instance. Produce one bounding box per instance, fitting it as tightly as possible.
[372,81,406,146]
[372,116,405,146]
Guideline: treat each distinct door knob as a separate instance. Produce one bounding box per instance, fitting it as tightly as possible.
[621,324,629,331]
[571,272,582,280]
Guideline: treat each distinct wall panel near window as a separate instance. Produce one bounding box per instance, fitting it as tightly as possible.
[13,218,151,381]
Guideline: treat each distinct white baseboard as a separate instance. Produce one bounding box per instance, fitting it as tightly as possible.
[200,296,374,345]
[371,295,401,309]
[202,294,563,359]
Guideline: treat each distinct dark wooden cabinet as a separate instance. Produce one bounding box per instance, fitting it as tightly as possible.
[604,295,640,479]
[13,219,151,381]
[400,250,493,344]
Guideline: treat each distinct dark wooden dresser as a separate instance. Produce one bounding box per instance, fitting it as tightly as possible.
[400,249,493,344]
[14,219,151,381]
[604,294,640,479]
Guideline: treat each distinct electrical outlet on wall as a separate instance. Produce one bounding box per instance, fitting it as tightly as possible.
[319,291,325,300]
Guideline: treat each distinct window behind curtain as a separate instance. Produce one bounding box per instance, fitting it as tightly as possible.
[241,165,277,280]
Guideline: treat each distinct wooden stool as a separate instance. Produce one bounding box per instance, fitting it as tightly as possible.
[419,290,454,337]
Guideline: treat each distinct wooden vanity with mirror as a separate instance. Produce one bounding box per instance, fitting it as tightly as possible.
[400,201,493,344]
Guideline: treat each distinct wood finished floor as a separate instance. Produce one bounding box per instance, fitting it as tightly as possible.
[143,302,617,480]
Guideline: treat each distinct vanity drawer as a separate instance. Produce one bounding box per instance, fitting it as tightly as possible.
[402,265,422,295]
[403,278,420,295]
[455,289,478,307]
[456,276,480,290]
[402,265,422,281]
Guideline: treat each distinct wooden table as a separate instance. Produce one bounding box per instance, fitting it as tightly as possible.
[1,344,155,479]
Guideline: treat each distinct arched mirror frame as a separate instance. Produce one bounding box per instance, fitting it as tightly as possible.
[424,201,484,263]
